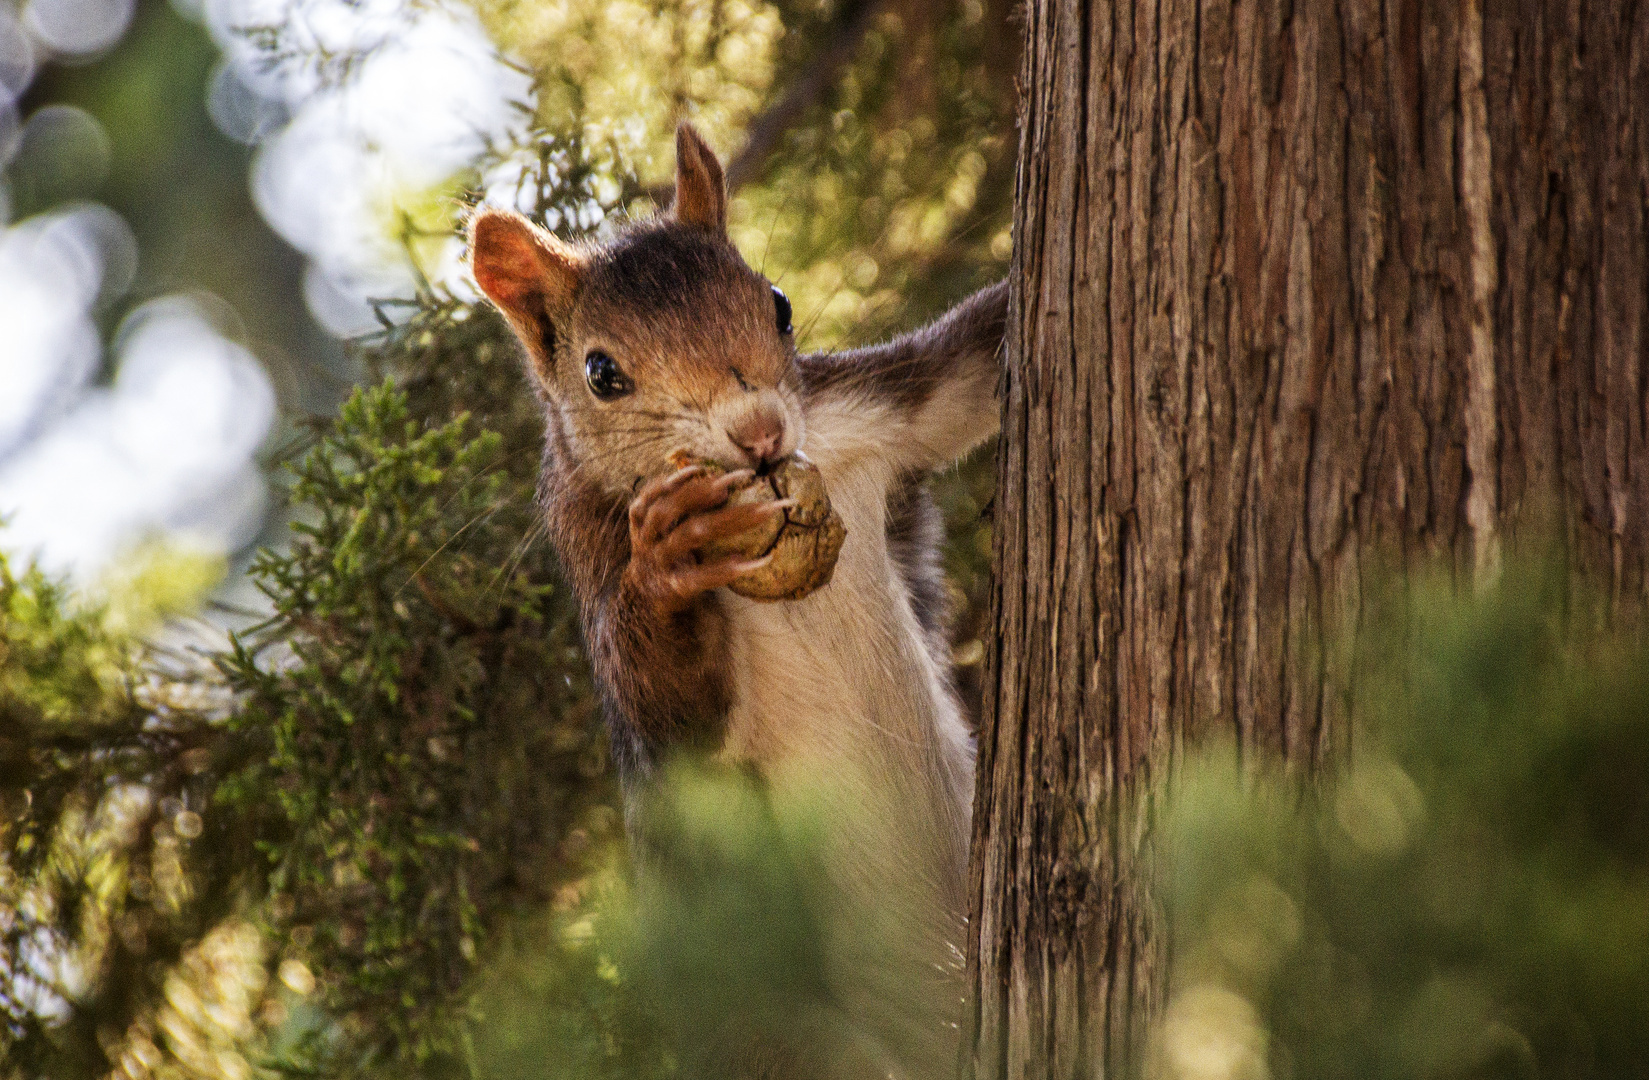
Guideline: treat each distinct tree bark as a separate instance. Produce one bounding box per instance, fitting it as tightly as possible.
[967,0,1649,1076]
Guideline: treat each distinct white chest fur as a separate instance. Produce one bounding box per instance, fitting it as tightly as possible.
[718,461,974,916]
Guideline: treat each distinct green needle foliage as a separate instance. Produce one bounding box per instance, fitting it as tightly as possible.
[1161,573,1649,1080]
[220,378,615,1074]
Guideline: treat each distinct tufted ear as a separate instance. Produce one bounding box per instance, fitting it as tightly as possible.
[469,209,585,383]
[671,123,727,234]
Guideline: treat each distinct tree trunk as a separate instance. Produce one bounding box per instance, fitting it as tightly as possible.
[966,0,1649,1076]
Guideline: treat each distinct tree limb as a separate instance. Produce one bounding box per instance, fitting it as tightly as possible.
[724,0,891,191]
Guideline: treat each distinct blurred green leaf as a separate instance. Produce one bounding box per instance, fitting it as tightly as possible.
[1160,572,1649,1080]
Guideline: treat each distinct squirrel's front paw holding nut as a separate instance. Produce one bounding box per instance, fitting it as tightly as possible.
[622,464,786,615]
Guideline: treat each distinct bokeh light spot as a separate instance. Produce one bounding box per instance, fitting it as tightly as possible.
[1159,984,1270,1080]
[205,59,288,145]
[22,0,134,57]
[1334,756,1425,856]
[10,104,111,209]
[0,9,37,104]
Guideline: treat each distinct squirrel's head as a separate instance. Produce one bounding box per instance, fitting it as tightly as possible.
[469,123,803,495]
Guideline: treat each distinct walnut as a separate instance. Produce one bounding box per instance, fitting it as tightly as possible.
[669,451,848,601]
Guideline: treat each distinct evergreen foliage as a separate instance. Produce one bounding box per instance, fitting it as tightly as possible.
[220,378,612,1073]
[1162,573,1649,1080]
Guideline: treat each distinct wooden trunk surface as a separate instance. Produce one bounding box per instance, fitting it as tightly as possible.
[968,0,1649,1075]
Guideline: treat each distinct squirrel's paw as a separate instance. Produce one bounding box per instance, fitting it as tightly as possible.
[624,464,782,612]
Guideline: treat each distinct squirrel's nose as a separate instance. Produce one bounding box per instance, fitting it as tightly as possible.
[729,412,785,469]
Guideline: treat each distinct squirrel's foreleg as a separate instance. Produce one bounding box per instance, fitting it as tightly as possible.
[798,280,1009,475]
[546,468,749,758]
[585,583,732,753]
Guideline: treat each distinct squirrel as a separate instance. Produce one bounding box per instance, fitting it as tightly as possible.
[470,123,1007,1078]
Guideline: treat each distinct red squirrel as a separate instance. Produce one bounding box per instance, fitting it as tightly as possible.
[470,123,1007,1077]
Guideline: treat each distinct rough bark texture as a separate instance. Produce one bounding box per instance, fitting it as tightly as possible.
[967,1,1649,1076]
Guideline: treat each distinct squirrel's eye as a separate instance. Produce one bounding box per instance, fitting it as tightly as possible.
[771,286,793,336]
[585,351,632,400]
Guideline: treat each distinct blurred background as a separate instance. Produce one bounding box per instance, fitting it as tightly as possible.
[0,0,1012,592]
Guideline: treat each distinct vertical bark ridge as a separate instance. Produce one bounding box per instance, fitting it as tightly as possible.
[1460,0,1501,585]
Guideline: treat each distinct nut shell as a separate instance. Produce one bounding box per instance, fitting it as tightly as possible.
[670,452,847,601]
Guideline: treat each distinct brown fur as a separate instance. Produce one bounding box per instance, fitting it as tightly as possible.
[798,282,1008,417]
[538,457,734,766]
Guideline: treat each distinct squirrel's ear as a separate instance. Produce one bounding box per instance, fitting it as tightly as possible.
[671,123,727,233]
[469,209,584,382]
